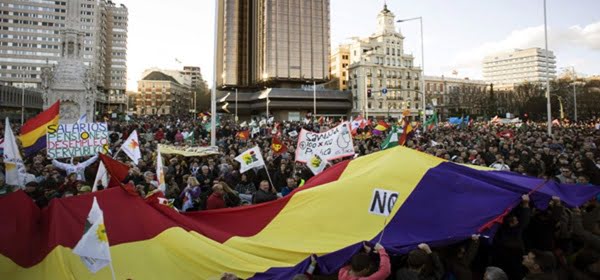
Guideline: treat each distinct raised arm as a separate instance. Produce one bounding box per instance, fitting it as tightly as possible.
[52,159,70,171]
[80,154,99,168]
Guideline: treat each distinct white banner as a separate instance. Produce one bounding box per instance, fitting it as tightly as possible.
[46,123,109,159]
[295,122,355,163]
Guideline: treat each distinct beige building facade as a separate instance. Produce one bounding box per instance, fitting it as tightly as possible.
[347,4,422,119]
[483,47,556,90]
[135,70,192,116]
[330,44,349,90]
[425,75,487,119]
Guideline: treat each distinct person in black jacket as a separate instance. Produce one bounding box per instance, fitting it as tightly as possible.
[492,194,531,280]
[253,180,278,204]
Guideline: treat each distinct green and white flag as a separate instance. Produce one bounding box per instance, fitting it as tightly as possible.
[185,131,194,144]
[381,125,399,150]
[73,197,112,274]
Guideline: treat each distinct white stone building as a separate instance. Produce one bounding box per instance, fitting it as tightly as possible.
[346,4,422,119]
[483,47,556,90]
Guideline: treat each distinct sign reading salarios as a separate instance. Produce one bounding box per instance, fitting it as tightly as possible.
[295,122,355,163]
[46,123,109,159]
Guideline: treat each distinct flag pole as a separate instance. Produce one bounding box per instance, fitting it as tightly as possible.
[263,166,276,192]
[109,262,117,280]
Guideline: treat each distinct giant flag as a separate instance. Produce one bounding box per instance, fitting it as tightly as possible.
[1,147,599,279]
[19,100,60,157]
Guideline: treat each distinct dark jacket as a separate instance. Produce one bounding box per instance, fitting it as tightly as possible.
[446,240,479,280]
[253,189,277,204]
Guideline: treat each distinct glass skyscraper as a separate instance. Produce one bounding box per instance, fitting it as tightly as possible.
[217,0,331,89]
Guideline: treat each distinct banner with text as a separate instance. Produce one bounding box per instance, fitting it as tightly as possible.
[295,122,355,163]
[158,144,220,157]
[47,123,109,159]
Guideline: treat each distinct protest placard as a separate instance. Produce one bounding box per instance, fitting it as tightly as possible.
[295,122,354,163]
[47,123,109,159]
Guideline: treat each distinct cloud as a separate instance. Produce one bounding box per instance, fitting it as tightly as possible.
[447,21,600,78]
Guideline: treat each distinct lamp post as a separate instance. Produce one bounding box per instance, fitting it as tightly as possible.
[210,0,219,146]
[571,66,578,122]
[21,67,25,125]
[263,73,269,118]
[235,87,238,122]
[543,0,552,136]
[397,16,426,129]
[313,80,316,117]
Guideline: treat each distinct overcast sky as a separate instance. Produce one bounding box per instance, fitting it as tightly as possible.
[120,0,600,91]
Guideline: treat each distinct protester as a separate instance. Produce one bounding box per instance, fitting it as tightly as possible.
[5,114,600,279]
[338,242,390,280]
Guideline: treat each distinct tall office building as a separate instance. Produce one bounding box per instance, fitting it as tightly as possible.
[216,0,350,120]
[483,47,556,90]
[216,0,331,89]
[0,0,128,106]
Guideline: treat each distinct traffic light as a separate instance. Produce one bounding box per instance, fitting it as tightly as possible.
[367,88,372,98]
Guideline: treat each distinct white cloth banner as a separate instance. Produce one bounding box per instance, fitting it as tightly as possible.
[295,122,355,163]
[235,146,266,173]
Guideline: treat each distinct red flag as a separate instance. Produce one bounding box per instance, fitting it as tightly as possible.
[99,153,130,188]
[399,117,413,146]
[271,136,287,156]
[496,129,515,139]
[236,130,250,140]
[318,116,324,125]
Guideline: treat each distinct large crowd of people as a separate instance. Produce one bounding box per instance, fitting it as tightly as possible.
[1,115,600,279]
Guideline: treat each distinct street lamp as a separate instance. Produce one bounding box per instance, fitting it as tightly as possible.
[21,67,25,125]
[397,16,426,128]
[210,0,219,146]
[263,73,269,117]
[543,0,552,135]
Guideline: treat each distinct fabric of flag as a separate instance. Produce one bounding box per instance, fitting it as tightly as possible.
[251,127,260,138]
[350,115,367,132]
[0,137,4,156]
[236,130,250,140]
[448,117,463,125]
[19,101,60,157]
[121,130,141,164]
[235,146,265,173]
[99,154,130,188]
[424,112,438,130]
[77,113,87,124]
[72,197,112,273]
[1,147,599,279]
[271,136,287,156]
[156,150,166,193]
[374,120,390,131]
[184,131,194,144]
[497,129,515,139]
[92,162,108,192]
[306,154,327,175]
[399,119,413,146]
[380,125,399,150]
[3,118,26,187]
